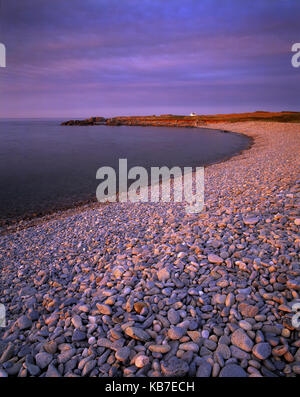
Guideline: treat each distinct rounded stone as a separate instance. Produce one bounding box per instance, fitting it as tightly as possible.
[16,315,32,330]
[201,330,209,339]
[252,343,272,360]
[96,303,112,315]
[149,345,171,354]
[196,360,212,377]
[157,268,170,282]
[238,303,259,318]
[292,364,300,374]
[115,347,131,362]
[239,320,252,331]
[82,360,96,376]
[71,315,82,328]
[35,352,52,369]
[0,369,8,377]
[231,328,254,352]
[243,216,259,225]
[178,342,199,353]
[161,357,189,376]
[219,364,247,377]
[125,326,150,341]
[133,302,147,314]
[135,355,150,368]
[208,254,223,264]
[72,329,86,342]
[272,344,288,356]
[167,308,181,325]
[168,326,185,340]
[43,341,57,354]
[216,343,231,360]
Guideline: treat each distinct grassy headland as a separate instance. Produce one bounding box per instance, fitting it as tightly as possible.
[61,111,300,127]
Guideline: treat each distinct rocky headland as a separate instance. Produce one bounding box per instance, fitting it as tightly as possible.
[61,111,300,127]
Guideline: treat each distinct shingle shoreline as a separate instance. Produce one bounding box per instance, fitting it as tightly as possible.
[0,122,299,377]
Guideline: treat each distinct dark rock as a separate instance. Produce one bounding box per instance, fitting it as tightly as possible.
[196,359,212,377]
[238,303,259,318]
[167,309,181,325]
[231,328,254,352]
[115,347,131,362]
[57,348,76,364]
[82,360,96,376]
[26,363,41,376]
[168,326,185,340]
[252,343,272,360]
[124,327,150,341]
[5,362,22,376]
[219,364,247,377]
[45,364,61,377]
[16,315,32,330]
[44,340,57,354]
[35,352,52,369]
[18,345,32,358]
[216,343,231,359]
[72,329,86,342]
[28,310,39,321]
[161,357,189,377]
[0,342,15,363]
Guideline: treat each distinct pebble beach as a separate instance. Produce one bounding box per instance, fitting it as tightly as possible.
[0,121,299,377]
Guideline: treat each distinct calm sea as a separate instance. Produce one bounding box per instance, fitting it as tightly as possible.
[0,119,250,223]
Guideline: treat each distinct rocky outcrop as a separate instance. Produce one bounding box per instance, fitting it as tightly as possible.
[105,115,206,128]
[61,117,106,126]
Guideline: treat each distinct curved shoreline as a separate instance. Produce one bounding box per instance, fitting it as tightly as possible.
[0,121,300,377]
[202,128,255,169]
[0,125,252,235]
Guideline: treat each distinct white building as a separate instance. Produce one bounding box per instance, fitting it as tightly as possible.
[190,112,197,116]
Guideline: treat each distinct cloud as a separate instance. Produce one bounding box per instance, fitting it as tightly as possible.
[0,0,299,117]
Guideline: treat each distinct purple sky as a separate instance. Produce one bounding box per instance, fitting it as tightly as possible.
[0,0,299,118]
